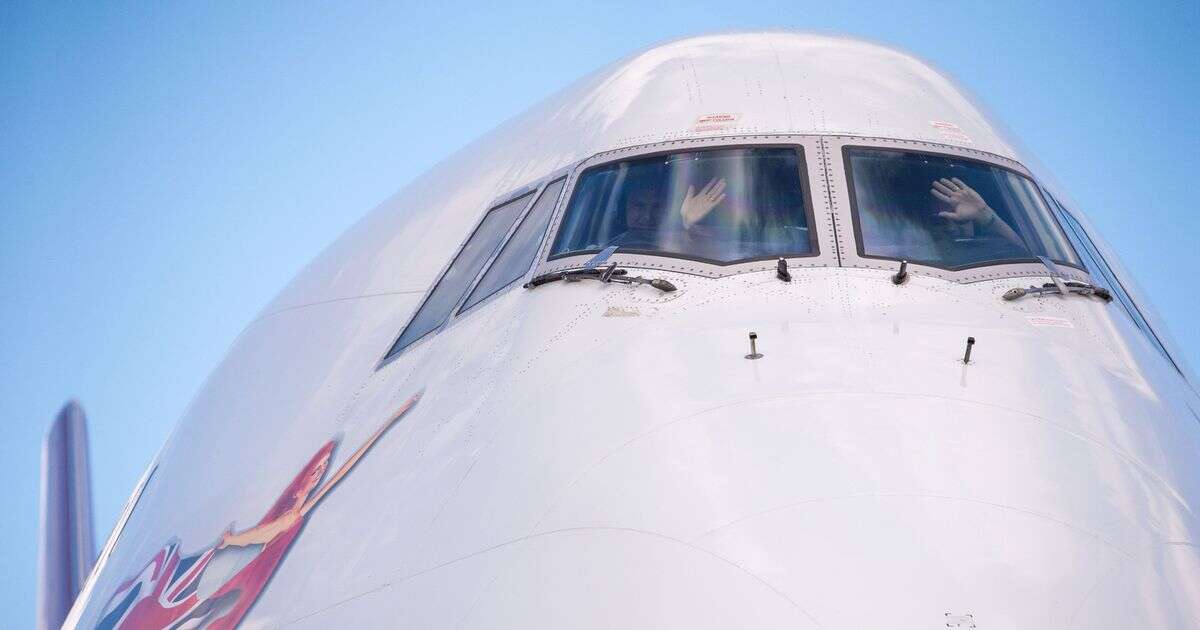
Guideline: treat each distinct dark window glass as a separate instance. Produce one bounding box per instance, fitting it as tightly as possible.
[846,148,1080,270]
[461,178,565,313]
[550,147,815,264]
[386,193,532,358]
[1052,198,1179,372]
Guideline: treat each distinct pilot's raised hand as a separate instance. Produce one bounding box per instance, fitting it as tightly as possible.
[930,178,995,225]
[680,177,727,228]
[930,177,1023,247]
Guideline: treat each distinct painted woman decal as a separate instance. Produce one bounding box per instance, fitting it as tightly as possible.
[94,394,421,629]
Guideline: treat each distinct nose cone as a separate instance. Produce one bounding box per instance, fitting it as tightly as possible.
[397,273,1200,629]
[106,272,1196,629]
[473,394,1200,628]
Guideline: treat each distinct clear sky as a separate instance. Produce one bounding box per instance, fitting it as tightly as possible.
[2,1,1197,625]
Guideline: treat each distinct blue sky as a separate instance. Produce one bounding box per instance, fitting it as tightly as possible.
[1,1,1196,624]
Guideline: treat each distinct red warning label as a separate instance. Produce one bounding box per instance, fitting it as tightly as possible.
[692,113,743,132]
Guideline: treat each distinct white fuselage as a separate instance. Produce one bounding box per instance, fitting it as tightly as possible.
[66,32,1200,629]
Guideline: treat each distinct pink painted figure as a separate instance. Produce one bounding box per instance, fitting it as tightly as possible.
[95,394,420,629]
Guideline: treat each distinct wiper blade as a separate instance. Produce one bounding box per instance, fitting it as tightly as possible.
[525,263,676,293]
[1003,280,1112,302]
[582,243,621,270]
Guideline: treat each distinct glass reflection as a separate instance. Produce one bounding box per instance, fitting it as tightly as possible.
[846,148,1079,269]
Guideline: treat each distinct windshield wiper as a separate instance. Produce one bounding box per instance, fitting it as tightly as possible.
[525,235,676,293]
[526,262,677,293]
[525,265,626,288]
[1002,256,1111,302]
[1003,281,1112,302]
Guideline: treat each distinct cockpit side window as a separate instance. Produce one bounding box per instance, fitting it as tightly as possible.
[460,178,566,313]
[385,192,533,359]
[549,147,816,264]
[844,147,1081,270]
[1050,197,1181,373]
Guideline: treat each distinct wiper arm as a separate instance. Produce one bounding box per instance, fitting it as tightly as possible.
[525,263,677,293]
[592,263,677,292]
[1002,255,1112,302]
[525,266,627,288]
[526,239,626,288]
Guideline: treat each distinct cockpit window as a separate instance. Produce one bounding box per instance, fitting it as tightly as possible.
[1051,197,1181,373]
[549,147,815,264]
[845,147,1080,270]
[385,192,532,359]
[460,178,566,313]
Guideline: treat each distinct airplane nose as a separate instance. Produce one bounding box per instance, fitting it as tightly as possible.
[477,394,1200,629]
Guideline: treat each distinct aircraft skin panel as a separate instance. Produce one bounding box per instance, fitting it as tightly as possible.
[71,270,1200,627]
[63,32,1200,629]
[283,528,819,630]
[533,393,1191,551]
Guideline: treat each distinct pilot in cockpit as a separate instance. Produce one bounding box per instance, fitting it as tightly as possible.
[623,173,806,260]
[622,176,728,252]
[622,181,664,246]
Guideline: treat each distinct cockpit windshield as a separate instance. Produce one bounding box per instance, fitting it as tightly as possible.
[549,147,815,264]
[845,147,1080,270]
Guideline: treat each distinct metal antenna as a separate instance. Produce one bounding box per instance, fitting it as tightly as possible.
[962,337,975,364]
[892,260,908,285]
[745,332,763,360]
[776,258,792,282]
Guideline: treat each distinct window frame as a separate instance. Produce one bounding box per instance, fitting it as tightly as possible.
[823,136,1093,284]
[547,144,820,267]
[840,142,1085,274]
[533,136,839,280]
[377,181,544,367]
